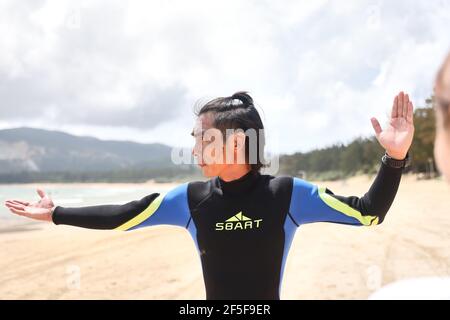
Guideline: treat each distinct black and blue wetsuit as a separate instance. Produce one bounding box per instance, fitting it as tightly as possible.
[52,160,403,300]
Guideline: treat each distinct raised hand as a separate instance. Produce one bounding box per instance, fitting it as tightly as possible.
[4,188,55,222]
[371,91,415,160]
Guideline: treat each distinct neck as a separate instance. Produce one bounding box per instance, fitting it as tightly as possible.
[218,164,252,182]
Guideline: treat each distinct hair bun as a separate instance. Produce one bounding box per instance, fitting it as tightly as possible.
[231,91,254,107]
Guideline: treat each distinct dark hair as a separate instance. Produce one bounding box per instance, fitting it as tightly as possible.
[195,91,266,172]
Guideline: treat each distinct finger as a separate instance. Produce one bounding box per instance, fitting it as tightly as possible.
[397,92,404,118]
[403,94,409,118]
[391,96,398,118]
[5,202,25,211]
[7,199,30,206]
[407,101,414,124]
[371,117,382,136]
[9,207,30,217]
[5,200,23,208]
[36,188,46,199]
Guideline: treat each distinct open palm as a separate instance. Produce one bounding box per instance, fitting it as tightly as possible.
[371,91,415,160]
[4,188,54,222]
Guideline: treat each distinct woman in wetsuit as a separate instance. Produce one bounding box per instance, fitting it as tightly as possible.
[4,91,415,299]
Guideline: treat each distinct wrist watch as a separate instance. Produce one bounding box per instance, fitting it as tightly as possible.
[382,152,410,169]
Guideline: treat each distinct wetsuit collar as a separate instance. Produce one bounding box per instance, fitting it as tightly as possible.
[217,170,261,195]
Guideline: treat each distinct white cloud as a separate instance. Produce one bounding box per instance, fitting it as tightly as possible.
[0,0,449,153]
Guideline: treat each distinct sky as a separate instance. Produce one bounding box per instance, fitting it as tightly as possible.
[0,0,449,154]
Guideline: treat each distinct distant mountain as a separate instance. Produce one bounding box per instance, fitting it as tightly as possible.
[0,127,191,181]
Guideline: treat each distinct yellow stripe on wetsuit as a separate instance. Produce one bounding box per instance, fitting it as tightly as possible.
[318,187,379,226]
[115,194,165,231]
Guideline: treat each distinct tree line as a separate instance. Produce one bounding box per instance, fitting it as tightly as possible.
[279,97,437,180]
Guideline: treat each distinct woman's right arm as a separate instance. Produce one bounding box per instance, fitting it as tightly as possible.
[5,184,191,231]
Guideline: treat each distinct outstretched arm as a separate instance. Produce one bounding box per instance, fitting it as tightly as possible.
[5,184,190,230]
[289,91,414,227]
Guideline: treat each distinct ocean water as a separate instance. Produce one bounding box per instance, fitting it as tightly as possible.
[0,184,172,224]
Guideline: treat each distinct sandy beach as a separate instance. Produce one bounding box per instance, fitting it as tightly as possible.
[1,175,449,299]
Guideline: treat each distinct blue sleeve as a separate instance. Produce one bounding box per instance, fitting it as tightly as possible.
[289,178,380,227]
[289,162,403,227]
[119,183,191,231]
[53,183,191,231]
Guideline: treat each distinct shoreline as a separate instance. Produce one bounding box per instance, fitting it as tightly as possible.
[0,180,182,189]
[0,172,442,187]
